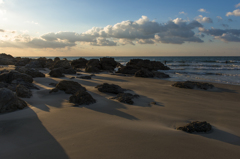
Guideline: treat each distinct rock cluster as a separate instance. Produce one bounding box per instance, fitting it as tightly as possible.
[177,121,212,133]
[111,93,139,105]
[172,81,214,90]
[0,88,28,113]
[15,67,45,78]
[50,80,96,105]
[85,58,118,73]
[95,83,125,94]
[0,53,16,65]
[71,58,88,68]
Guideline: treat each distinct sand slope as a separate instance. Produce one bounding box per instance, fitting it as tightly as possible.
[0,68,240,159]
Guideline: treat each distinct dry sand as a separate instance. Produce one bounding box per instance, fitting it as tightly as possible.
[0,65,240,159]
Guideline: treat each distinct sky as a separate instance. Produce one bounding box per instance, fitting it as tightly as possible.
[1,0,240,57]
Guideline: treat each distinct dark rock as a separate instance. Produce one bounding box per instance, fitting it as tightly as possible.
[100,57,117,71]
[135,68,154,78]
[0,88,28,113]
[54,57,60,62]
[4,71,33,83]
[49,68,65,78]
[45,59,54,68]
[77,73,82,75]
[127,59,170,71]
[15,58,30,66]
[154,72,170,78]
[172,81,214,90]
[0,53,16,65]
[69,89,96,105]
[49,88,59,93]
[95,83,125,94]
[177,121,212,133]
[111,93,139,105]
[71,58,88,68]
[25,60,43,68]
[49,83,57,87]
[25,69,45,78]
[117,65,139,74]
[51,60,71,69]
[85,59,101,73]
[61,68,76,74]
[77,76,91,79]
[70,77,75,79]
[16,84,32,98]
[50,80,86,94]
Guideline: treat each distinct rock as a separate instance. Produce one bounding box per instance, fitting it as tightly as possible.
[95,83,125,94]
[172,81,214,90]
[25,60,43,68]
[70,77,75,79]
[0,71,33,83]
[77,76,91,79]
[135,68,155,78]
[100,57,117,71]
[117,65,139,74]
[16,84,32,98]
[71,58,88,68]
[25,69,45,78]
[54,57,60,62]
[85,59,101,73]
[127,59,170,71]
[177,121,212,133]
[15,58,31,66]
[49,68,65,78]
[51,60,71,69]
[45,59,54,68]
[49,83,57,87]
[111,93,139,105]
[50,80,86,94]
[69,89,96,105]
[153,72,170,78]
[77,73,82,75]
[0,88,28,113]
[0,53,16,65]
[61,68,76,74]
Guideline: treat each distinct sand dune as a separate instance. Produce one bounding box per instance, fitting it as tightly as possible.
[1,67,240,159]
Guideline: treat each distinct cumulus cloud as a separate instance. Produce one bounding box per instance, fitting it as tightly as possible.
[198,8,209,13]
[235,3,240,8]
[199,27,240,42]
[0,29,4,32]
[226,9,240,16]
[195,15,213,23]
[179,11,187,15]
[0,0,4,5]
[0,16,206,48]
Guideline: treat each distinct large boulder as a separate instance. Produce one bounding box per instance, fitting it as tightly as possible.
[0,71,33,83]
[85,59,101,73]
[177,121,212,133]
[95,83,125,94]
[71,58,88,68]
[172,81,214,90]
[0,53,16,65]
[25,60,43,68]
[111,93,139,105]
[0,88,28,113]
[51,60,71,69]
[16,84,32,98]
[116,65,139,74]
[61,68,76,74]
[49,68,65,78]
[15,58,31,66]
[100,57,117,71]
[69,89,96,105]
[127,59,170,71]
[50,80,86,94]
[135,68,155,78]
[15,67,45,78]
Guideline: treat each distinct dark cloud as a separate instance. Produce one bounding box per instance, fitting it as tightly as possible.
[0,29,5,32]
[26,38,76,48]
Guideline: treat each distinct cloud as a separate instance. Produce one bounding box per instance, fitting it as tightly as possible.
[228,18,233,22]
[222,24,229,28]
[0,16,205,48]
[179,11,187,15]
[0,0,4,5]
[195,15,213,23]
[199,27,240,42]
[217,16,222,22]
[235,3,240,8]
[0,29,4,32]
[226,9,240,16]
[198,8,209,13]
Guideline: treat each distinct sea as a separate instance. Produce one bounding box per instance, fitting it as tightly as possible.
[27,56,240,86]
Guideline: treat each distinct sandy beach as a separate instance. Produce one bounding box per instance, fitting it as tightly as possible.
[0,64,240,159]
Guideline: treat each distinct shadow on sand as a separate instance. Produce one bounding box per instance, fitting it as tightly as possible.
[0,108,69,159]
